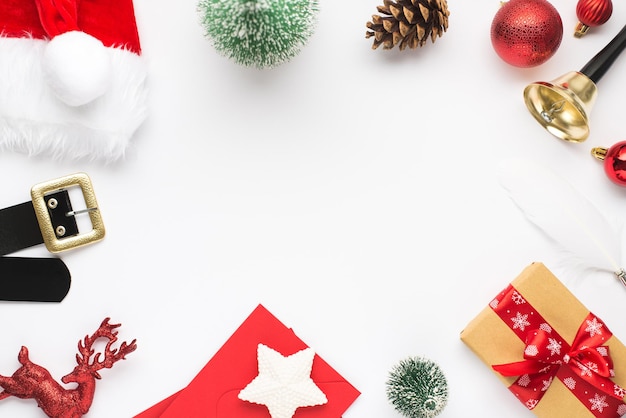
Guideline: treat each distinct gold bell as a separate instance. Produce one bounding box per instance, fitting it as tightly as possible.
[523,72,597,143]
[523,24,626,142]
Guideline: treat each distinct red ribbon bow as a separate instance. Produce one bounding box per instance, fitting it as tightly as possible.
[490,285,626,416]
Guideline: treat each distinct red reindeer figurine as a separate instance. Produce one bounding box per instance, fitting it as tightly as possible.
[0,317,137,417]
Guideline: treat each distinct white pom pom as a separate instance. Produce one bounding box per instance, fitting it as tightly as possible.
[43,31,111,107]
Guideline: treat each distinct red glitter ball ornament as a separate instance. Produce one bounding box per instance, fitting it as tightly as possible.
[594,141,626,186]
[491,0,563,67]
[575,0,613,37]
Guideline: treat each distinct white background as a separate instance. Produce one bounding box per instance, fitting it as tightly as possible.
[1,0,626,417]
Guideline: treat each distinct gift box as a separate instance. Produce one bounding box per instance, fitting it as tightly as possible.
[461,262,626,417]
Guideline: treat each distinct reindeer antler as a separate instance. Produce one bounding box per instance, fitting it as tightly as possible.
[76,318,137,379]
[1,317,137,418]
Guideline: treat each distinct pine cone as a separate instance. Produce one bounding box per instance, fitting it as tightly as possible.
[366,0,450,50]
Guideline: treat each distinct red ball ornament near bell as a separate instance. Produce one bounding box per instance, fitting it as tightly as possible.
[491,0,563,67]
[575,0,613,37]
[592,142,626,186]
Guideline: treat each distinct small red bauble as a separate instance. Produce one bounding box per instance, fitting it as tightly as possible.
[593,142,626,186]
[491,0,563,67]
[575,0,613,37]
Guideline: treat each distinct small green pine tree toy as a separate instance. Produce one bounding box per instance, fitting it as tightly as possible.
[198,0,319,69]
[386,356,449,418]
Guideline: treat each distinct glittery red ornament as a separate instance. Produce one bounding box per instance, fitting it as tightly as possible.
[0,318,136,418]
[593,142,626,186]
[491,0,563,67]
[575,0,613,37]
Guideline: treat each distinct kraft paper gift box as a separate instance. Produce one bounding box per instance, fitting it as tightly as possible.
[461,262,626,417]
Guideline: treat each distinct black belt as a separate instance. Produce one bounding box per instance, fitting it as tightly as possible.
[0,173,104,302]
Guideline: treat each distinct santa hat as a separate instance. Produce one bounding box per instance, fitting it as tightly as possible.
[0,0,148,161]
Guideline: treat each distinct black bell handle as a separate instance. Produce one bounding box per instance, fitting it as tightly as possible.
[580,24,626,83]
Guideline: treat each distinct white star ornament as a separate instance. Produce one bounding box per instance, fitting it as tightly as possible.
[238,343,328,418]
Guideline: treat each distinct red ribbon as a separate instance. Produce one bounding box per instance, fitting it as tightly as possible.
[490,284,626,416]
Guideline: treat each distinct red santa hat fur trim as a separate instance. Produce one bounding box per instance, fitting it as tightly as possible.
[0,0,148,161]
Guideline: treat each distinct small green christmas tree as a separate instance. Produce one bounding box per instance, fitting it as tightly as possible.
[386,356,449,418]
[198,0,319,69]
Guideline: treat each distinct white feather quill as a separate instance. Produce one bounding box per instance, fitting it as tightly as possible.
[498,158,626,286]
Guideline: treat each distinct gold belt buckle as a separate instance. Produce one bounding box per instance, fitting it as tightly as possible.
[30,173,105,253]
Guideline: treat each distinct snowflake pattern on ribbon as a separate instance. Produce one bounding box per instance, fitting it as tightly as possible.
[547,338,561,356]
[525,345,539,357]
[590,394,609,413]
[564,377,577,390]
[512,290,526,305]
[578,362,593,378]
[541,376,553,392]
[539,323,552,333]
[489,283,626,418]
[518,374,531,387]
[511,312,530,331]
[526,399,539,410]
[586,318,604,338]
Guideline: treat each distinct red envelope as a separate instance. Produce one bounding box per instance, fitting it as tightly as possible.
[135,304,360,417]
